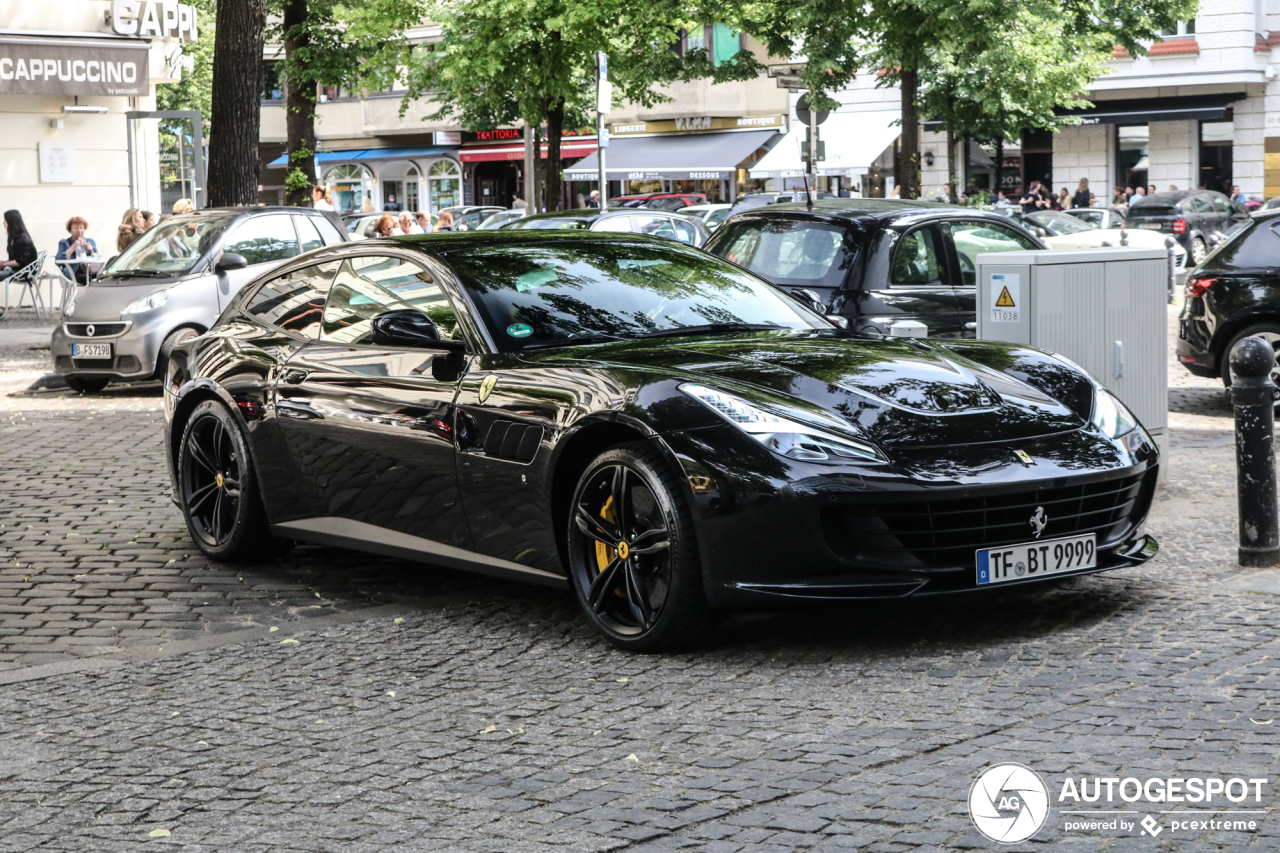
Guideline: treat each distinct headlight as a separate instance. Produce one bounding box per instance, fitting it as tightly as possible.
[1092,387,1138,438]
[122,288,172,315]
[678,383,888,464]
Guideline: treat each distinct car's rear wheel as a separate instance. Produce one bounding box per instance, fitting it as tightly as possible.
[1220,323,1280,390]
[64,376,109,394]
[567,442,708,652]
[1191,236,1208,265]
[178,400,276,562]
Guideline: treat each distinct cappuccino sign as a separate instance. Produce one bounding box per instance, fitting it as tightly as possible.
[111,0,200,44]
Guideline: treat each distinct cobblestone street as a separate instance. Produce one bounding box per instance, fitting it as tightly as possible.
[0,306,1277,851]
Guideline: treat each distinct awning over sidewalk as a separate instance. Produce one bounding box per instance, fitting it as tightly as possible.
[267,145,456,168]
[564,130,779,181]
[460,137,597,162]
[922,93,1248,132]
[749,111,900,178]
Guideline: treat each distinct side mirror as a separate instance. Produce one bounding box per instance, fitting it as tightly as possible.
[371,309,466,351]
[216,252,248,272]
[790,287,828,315]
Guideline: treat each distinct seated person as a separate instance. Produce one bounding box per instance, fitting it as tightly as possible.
[56,216,99,284]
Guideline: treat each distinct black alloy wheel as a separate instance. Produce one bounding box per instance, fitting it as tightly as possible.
[567,442,708,651]
[178,400,276,562]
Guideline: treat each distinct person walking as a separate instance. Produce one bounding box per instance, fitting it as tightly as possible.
[1019,182,1042,214]
[512,194,527,211]
[117,208,146,253]
[0,210,37,281]
[313,185,335,211]
[383,193,402,212]
[1071,178,1095,209]
[585,190,600,209]
[56,216,99,285]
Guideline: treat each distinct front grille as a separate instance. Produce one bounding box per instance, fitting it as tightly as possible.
[823,472,1150,571]
[72,359,114,370]
[65,322,128,338]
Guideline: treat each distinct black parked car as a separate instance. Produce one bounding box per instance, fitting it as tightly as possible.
[1125,190,1249,265]
[1178,210,1280,387]
[504,208,710,247]
[704,199,1047,337]
[162,232,1158,650]
[727,191,838,216]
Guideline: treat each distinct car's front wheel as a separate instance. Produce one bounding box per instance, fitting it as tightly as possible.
[567,442,709,652]
[178,399,276,562]
[1221,323,1280,392]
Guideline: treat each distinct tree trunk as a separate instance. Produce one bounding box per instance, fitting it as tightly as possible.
[207,0,267,206]
[546,98,565,212]
[994,137,1003,198]
[283,0,317,207]
[531,126,542,212]
[945,111,956,203]
[896,62,920,200]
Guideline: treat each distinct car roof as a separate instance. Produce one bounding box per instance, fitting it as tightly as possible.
[334,230,704,254]
[1135,191,1213,204]
[735,198,994,224]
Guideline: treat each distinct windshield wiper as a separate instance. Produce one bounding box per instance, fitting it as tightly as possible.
[101,269,171,279]
[636,323,783,340]
[522,333,633,351]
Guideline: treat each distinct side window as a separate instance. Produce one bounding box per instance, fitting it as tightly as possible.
[311,214,343,245]
[890,227,947,286]
[948,221,1037,286]
[244,260,341,337]
[222,215,300,266]
[671,219,698,245]
[632,214,678,240]
[1189,195,1212,214]
[1210,195,1231,214]
[594,216,633,233]
[294,216,324,253]
[321,255,458,346]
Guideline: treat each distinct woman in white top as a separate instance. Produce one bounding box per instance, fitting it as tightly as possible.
[312,185,335,211]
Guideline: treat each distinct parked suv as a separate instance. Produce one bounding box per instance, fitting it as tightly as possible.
[1125,190,1249,265]
[1178,210,1280,388]
[703,199,1046,337]
[52,207,347,392]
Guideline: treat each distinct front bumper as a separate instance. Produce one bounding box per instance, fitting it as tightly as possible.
[662,424,1161,610]
[1176,299,1218,378]
[52,317,163,381]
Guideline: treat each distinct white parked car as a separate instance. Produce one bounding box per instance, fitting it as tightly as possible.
[477,210,526,230]
[1063,208,1125,230]
[1022,210,1187,269]
[677,203,733,231]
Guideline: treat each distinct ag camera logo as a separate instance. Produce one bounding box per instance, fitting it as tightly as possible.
[969,763,1050,843]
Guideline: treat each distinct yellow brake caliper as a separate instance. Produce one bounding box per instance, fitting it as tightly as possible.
[595,495,617,572]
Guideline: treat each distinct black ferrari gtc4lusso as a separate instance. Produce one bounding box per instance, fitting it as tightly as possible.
[163,231,1159,650]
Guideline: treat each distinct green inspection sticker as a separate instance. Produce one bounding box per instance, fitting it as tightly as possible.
[506,323,534,338]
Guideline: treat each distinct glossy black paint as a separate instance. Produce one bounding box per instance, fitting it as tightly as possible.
[1177,213,1280,382]
[703,200,1047,340]
[1126,190,1250,259]
[163,232,1158,612]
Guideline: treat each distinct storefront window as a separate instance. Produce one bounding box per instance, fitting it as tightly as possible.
[324,164,376,215]
[429,160,461,211]
[1200,121,1233,194]
[1116,125,1148,191]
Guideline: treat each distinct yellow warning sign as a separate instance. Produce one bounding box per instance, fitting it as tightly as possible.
[995,286,1016,308]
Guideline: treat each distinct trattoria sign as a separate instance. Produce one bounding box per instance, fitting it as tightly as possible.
[0,39,150,96]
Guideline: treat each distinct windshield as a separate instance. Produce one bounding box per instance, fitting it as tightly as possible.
[442,239,829,352]
[97,215,234,282]
[1027,212,1093,235]
[506,217,590,230]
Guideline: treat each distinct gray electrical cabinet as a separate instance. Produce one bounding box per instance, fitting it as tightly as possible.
[975,247,1169,470]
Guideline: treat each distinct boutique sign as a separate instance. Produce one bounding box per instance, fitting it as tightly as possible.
[0,39,150,96]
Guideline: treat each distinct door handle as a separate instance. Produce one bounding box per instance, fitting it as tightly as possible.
[282,368,309,385]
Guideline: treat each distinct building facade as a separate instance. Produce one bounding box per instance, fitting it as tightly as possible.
[0,0,198,257]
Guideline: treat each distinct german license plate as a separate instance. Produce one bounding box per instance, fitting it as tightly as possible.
[1139,223,1163,230]
[976,534,1096,585]
[72,343,112,358]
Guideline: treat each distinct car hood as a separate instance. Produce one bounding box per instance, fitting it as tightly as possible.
[65,278,186,319]
[530,331,1088,448]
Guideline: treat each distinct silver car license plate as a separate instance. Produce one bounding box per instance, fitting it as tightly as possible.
[1140,223,1163,230]
[72,343,112,358]
[976,534,1096,585]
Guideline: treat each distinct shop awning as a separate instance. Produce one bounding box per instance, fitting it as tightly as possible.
[460,137,597,162]
[564,129,780,181]
[922,93,1247,132]
[266,145,456,168]
[749,111,900,178]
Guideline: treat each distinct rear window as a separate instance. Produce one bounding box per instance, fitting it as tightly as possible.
[711,219,855,289]
[1129,201,1176,217]
[1201,219,1278,272]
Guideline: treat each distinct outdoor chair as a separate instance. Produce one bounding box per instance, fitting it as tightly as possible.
[1,250,50,321]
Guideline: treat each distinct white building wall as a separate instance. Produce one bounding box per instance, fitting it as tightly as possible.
[1051,124,1110,204]
[1234,88,1266,196]
[1147,121,1197,192]
[919,130,949,195]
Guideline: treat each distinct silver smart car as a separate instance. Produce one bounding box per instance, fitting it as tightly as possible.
[53,207,347,392]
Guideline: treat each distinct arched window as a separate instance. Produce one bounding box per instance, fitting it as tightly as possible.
[429,159,461,211]
[323,164,375,215]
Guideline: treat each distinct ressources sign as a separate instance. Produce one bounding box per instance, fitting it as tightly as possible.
[0,39,150,96]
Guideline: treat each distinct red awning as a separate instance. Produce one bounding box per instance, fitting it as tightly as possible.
[460,138,597,163]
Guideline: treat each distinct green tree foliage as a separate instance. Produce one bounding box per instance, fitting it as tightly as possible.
[340,0,761,210]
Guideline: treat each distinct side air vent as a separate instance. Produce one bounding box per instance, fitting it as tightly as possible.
[482,420,543,463]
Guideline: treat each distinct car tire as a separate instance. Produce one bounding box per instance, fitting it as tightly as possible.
[1190,236,1208,265]
[177,399,278,563]
[566,441,709,652]
[1220,323,1280,389]
[155,327,200,379]
[64,376,110,394]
